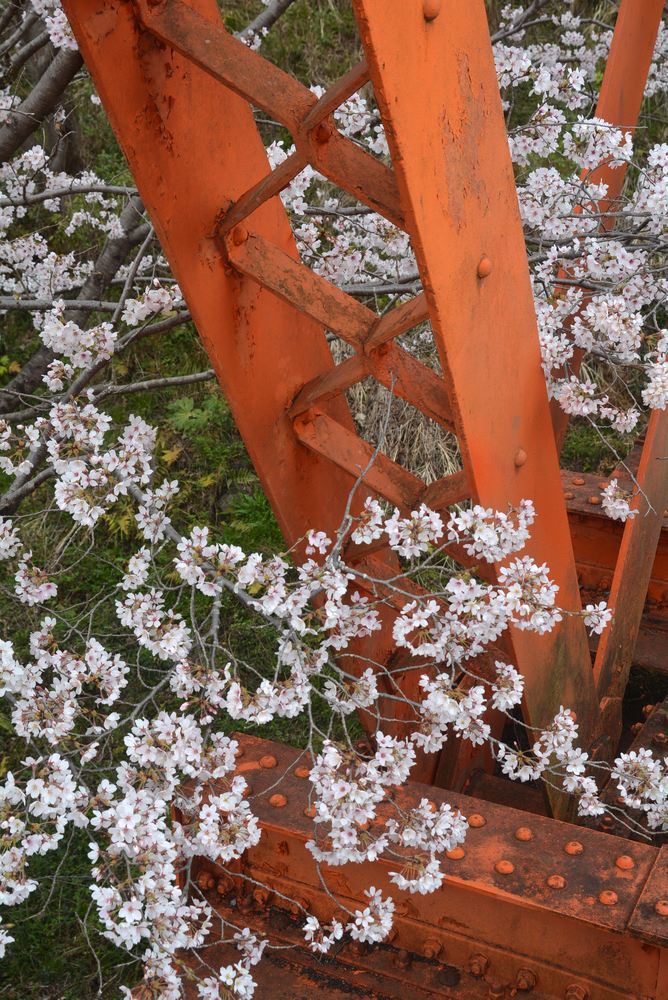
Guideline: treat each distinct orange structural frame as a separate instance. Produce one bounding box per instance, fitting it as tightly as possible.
[61,0,668,994]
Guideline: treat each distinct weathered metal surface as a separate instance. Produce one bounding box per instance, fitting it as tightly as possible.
[189,734,668,999]
[135,0,405,227]
[594,410,668,715]
[352,0,599,813]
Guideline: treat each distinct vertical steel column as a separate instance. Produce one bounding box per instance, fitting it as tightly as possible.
[353,0,600,815]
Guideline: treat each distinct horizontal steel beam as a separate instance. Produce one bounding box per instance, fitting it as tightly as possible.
[187,733,668,1000]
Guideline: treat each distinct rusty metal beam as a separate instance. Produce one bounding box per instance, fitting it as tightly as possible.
[189,733,668,1000]
[135,0,405,228]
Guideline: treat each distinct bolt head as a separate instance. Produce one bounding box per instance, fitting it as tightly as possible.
[495,859,514,875]
[423,938,441,959]
[446,846,465,860]
[654,899,668,916]
[565,987,589,1000]
[232,225,248,246]
[599,890,618,906]
[615,855,635,871]
[467,953,489,977]
[294,765,310,778]
[477,255,493,278]
[564,840,584,856]
[423,0,441,20]
[514,448,527,468]
[259,754,277,768]
[514,826,533,842]
[468,812,486,828]
[516,968,537,991]
[314,122,333,143]
[547,874,566,890]
[269,793,287,808]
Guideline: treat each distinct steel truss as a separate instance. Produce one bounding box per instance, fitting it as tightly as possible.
[62,0,668,995]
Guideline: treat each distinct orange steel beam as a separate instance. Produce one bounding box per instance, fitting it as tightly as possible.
[353,0,599,815]
[191,733,668,1000]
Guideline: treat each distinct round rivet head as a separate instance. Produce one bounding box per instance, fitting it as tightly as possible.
[314,121,332,144]
[572,477,585,486]
[232,225,248,246]
[514,448,527,468]
[259,754,277,769]
[547,874,566,889]
[423,0,441,20]
[599,890,618,906]
[615,855,635,871]
[587,495,601,506]
[294,765,310,778]
[564,840,584,856]
[564,491,575,500]
[446,846,465,860]
[515,826,533,842]
[304,804,316,818]
[269,793,287,808]
[477,255,493,278]
[468,813,486,828]
[655,899,668,916]
[495,859,514,875]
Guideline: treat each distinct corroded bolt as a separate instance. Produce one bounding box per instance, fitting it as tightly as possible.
[253,887,271,909]
[269,793,287,808]
[514,826,533,842]
[599,890,618,906]
[598,481,608,490]
[468,812,487,828]
[423,0,441,21]
[393,948,411,969]
[564,491,575,500]
[615,855,635,871]
[599,815,614,830]
[547,874,566,890]
[477,255,493,278]
[587,495,601,506]
[294,766,310,778]
[631,722,643,735]
[197,871,214,890]
[314,122,333,144]
[564,840,584,856]
[468,954,490,978]
[446,846,466,860]
[600,577,611,590]
[515,968,537,992]
[654,899,668,916]
[572,477,585,486]
[216,875,234,896]
[653,731,668,747]
[514,448,527,468]
[565,987,589,1000]
[495,859,515,875]
[231,225,248,246]
[234,745,244,758]
[423,938,441,960]
[643,704,655,718]
[259,754,277,769]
